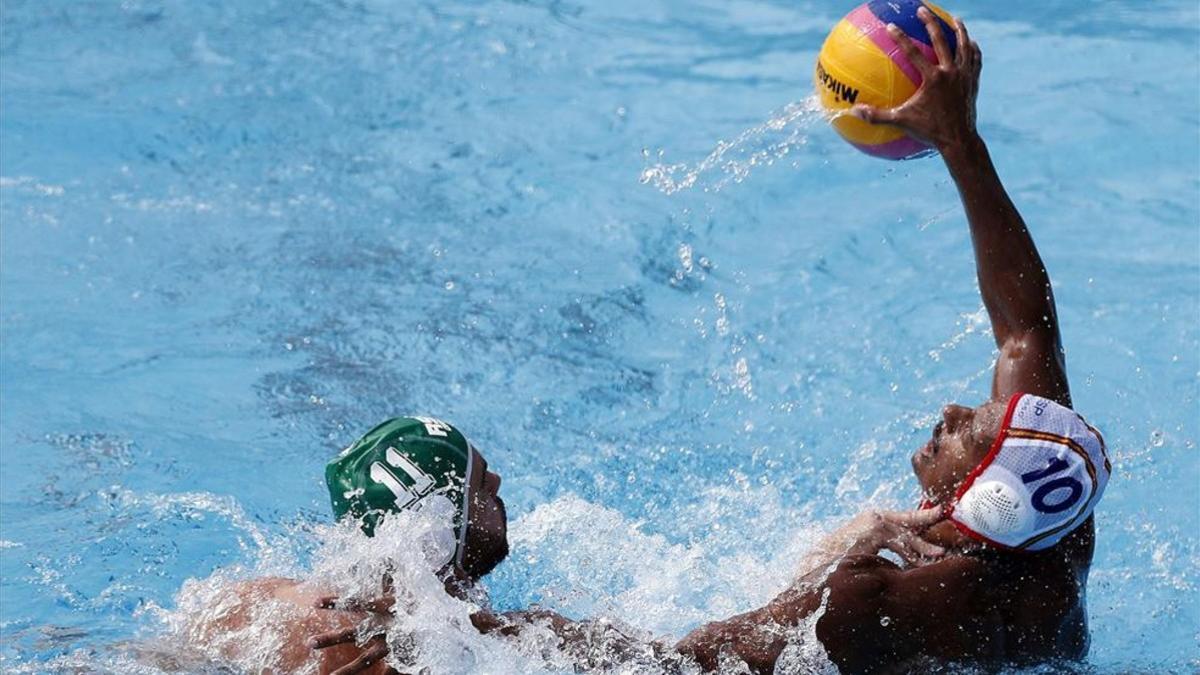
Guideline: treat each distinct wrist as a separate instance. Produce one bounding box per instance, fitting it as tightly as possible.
[838,512,885,552]
[938,130,986,166]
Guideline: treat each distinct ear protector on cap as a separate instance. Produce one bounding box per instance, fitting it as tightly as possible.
[948,393,1111,551]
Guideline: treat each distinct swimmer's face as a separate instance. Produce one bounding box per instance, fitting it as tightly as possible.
[461,448,509,578]
[912,399,1006,504]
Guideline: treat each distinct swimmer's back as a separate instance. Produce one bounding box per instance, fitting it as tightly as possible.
[185,577,387,675]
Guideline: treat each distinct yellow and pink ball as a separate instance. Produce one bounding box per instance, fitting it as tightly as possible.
[815,0,958,160]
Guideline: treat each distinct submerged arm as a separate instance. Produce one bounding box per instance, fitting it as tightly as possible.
[311,597,679,673]
[472,609,682,670]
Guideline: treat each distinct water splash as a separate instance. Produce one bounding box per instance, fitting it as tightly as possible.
[639,96,827,195]
[146,503,530,674]
[927,305,991,363]
[498,494,821,634]
[117,488,839,674]
[112,487,278,562]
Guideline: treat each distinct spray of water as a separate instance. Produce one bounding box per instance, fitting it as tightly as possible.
[5,473,849,674]
[104,486,840,674]
[639,96,828,195]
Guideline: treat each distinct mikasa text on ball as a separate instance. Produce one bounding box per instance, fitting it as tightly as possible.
[815,0,958,160]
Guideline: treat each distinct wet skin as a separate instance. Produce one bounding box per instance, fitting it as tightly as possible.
[675,10,1095,674]
[189,447,512,675]
[460,453,509,578]
[912,400,1007,507]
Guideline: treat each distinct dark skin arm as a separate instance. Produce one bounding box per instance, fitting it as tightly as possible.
[954,135,1070,406]
[311,508,949,673]
[673,507,977,674]
[854,9,1069,406]
[679,10,1071,673]
[310,595,671,674]
[675,553,997,674]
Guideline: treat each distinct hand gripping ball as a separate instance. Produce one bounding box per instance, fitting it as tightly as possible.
[814,0,958,160]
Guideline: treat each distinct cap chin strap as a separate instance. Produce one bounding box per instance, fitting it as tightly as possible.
[454,447,476,570]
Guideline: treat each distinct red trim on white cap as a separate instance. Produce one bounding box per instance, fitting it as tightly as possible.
[945,392,1025,551]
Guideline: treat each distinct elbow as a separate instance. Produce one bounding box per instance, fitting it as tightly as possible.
[674,626,721,671]
[674,616,781,675]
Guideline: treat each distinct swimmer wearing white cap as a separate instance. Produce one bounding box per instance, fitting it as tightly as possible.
[301,10,1106,675]
[675,9,1110,673]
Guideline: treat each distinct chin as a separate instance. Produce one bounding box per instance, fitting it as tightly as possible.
[911,469,936,501]
[911,450,930,480]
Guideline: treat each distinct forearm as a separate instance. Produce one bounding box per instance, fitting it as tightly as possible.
[674,507,945,672]
[477,609,676,670]
[675,566,833,672]
[941,134,1058,343]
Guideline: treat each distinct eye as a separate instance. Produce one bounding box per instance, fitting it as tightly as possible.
[933,421,945,451]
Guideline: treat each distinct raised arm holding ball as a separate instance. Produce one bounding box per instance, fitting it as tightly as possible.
[675,8,1109,673]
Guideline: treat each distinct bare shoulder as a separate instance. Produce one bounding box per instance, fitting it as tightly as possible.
[820,553,995,629]
[184,576,384,675]
[817,554,1005,673]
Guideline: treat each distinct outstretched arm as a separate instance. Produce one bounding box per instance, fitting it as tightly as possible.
[310,597,680,673]
[674,506,965,674]
[945,135,1070,405]
[855,10,1070,406]
[311,508,946,674]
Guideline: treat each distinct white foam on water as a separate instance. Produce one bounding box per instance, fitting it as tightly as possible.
[495,491,840,672]
[0,483,855,673]
[113,487,276,556]
[133,503,518,673]
[110,485,843,673]
[639,96,827,195]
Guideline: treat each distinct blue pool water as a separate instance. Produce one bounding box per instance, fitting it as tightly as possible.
[1,0,1197,671]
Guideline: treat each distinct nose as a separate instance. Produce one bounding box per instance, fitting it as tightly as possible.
[942,404,973,432]
[489,471,502,493]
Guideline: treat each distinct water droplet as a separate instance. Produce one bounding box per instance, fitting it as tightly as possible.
[1150,430,1165,448]
[444,281,455,291]
[880,616,892,627]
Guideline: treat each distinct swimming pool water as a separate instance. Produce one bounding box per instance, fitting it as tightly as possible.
[1,0,1197,671]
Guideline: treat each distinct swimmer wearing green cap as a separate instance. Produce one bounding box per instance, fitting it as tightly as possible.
[324,416,509,578]
[181,416,510,675]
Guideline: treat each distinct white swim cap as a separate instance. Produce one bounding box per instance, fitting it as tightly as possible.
[948,393,1111,551]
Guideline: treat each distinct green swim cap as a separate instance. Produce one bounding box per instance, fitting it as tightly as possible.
[325,417,476,565]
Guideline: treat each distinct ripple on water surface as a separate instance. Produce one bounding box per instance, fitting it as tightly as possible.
[0,0,1197,672]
